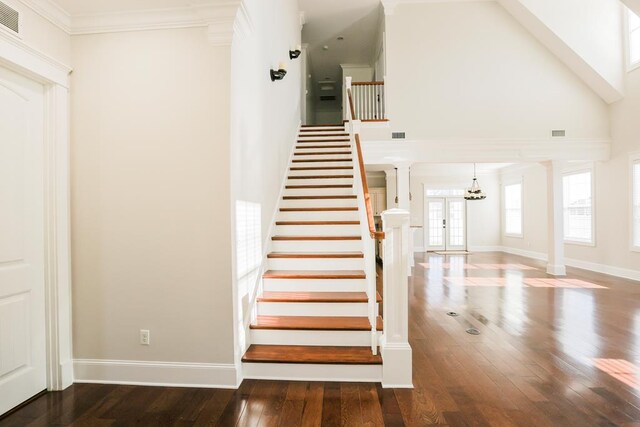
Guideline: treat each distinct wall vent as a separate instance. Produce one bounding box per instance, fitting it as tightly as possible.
[392,132,406,139]
[319,95,336,101]
[0,1,19,34]
[552,130,566,137]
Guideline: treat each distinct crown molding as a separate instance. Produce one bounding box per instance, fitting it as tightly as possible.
[18,0,71,33]
[26,0,248,44]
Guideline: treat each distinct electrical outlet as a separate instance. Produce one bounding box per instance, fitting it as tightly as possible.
[140,329,150,345]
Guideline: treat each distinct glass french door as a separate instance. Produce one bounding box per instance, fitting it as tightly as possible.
[425,197,466,251]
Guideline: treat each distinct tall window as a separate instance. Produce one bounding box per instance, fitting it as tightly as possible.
[504,183,523,236]
[563,170,593,244]
[629,8,640,68]
[633,159,640,249]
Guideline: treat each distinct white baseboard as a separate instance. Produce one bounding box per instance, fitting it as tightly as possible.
[564,257,640,282]
[73,359,240,389]
[498,246,548,262]
[498,246,640,282]
[467,246,503,252]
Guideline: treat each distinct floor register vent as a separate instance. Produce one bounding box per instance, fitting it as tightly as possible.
[0,1,19,35]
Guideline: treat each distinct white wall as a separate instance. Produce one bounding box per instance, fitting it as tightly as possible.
[385,1,609,140]
[2,0,70,65]
[500,164,549,255]
[230,0,302,356]
[70,28,235,368]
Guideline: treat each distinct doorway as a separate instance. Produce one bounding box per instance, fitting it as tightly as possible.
[0,65,47,415]
[425,197,467,251]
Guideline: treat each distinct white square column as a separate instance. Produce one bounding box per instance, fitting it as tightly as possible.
[544,161,567,276]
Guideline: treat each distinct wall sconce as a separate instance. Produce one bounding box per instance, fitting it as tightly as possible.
[270,62,287,81]
[289,45,302,60]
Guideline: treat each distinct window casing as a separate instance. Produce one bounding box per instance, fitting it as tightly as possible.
[563,170,594,245]
[632,157,640,251]
[628,8,640,71]
[504,182,523,237]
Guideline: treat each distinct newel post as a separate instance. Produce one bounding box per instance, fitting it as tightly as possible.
[381,209,413,388]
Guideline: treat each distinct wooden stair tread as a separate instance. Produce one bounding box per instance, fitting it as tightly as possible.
[283,195,356,200]
[263,270,366,279]
[296,145,351,149]
[271,236,362,241]
[267,252,364,259]
[292,159,353,163]
[275,221,359,226]
[250,315,383,331]
[280,207,358,212]
[285,185,352,189]
[288,175,353,179]
[297,139,351,143]
[289,166,353,171]
[298,133,349,137]
[294,152,352,156]
[242,345,382,365]
[258,291,381,303]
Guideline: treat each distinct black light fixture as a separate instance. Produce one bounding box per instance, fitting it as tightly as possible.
[464,163,487,201]
[270,62,287,81]
[289,45,302,60]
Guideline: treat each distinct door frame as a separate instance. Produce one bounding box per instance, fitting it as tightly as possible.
[0,31,73,391]
[423,185,469,252]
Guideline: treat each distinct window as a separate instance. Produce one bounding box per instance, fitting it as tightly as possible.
[426,189,464,197]
[504,183,523,236]
[563,170,593,244]
[633,159,640,250]
[628,8,640,69]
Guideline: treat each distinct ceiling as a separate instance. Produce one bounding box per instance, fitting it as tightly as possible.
[53,0,215,15]
[299,0,381,112]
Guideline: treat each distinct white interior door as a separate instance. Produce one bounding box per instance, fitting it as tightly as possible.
[0,66,46,415]
[426,198,446,251]
[446,198,466,251]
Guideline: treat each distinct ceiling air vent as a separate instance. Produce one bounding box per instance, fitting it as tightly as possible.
[0,1,19,34]
[320,95,336,101]
[552,130,566,137]
[392,132,406,139]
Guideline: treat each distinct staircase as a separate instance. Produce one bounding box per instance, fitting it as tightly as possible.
[242,124,384,382]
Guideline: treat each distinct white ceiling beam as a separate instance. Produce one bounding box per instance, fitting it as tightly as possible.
[361,138,611,164]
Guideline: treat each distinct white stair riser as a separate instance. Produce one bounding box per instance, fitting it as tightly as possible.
[299,127,345,131]
[274,224,361,236]
[270,239,363,253]
[286,178,354,186]
[257,302,378,317]
[296,143,352,150]
[298,135,349,139]
[267,257,364,270]
[280,198,357,208]
[288,168,354,177]
[293,154,352,162]
[284,188,354,197]
[250,329,380,346]
[291,161,353,168]
[242,363,381,383]
[263,278,366,292]
[277,211,359,221]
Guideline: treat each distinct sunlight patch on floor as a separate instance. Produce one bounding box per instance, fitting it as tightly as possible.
[420,263,538,271]
[593,359,640,389]
[444,277,607,289]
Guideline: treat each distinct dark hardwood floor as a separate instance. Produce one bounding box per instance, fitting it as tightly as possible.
[4,251,640,426]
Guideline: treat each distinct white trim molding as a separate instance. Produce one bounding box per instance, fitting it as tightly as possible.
[18,0,71,33]
[74,359,241,389]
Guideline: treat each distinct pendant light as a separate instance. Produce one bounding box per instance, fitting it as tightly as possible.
[464,163,486,201]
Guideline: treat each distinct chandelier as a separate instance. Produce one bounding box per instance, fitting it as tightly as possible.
[464,163,486,201]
